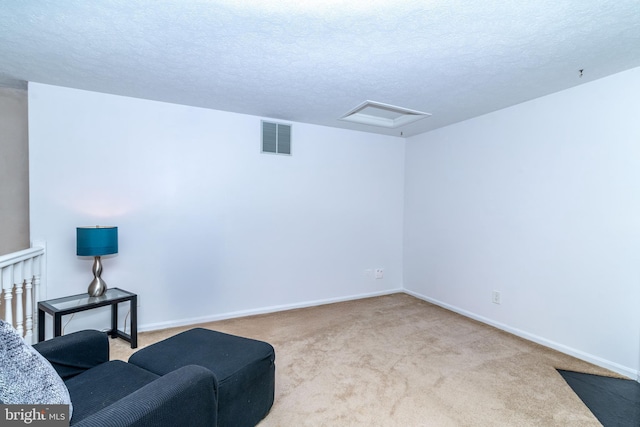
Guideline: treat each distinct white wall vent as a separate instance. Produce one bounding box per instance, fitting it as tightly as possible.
[339,100,431,128]
[262,121,291,155]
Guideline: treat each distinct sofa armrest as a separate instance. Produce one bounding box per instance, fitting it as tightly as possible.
[72,365,218,427]
[33,330,109,380]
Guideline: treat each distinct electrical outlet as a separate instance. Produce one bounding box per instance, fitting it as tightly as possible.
[492,290,501,304]
[375,268,384,279]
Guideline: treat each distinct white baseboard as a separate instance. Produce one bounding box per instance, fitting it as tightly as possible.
[139,287,404,333]
[140,286,637,381]
[403,289,638,380]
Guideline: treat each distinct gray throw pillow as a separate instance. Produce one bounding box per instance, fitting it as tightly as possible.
[0,320,72,416]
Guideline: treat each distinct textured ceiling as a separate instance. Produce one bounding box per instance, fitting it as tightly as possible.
[1,0,639,137]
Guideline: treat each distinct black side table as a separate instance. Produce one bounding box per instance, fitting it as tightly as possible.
[38,287,137,348]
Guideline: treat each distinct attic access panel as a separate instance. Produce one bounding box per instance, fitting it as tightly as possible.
[339,100,431,128]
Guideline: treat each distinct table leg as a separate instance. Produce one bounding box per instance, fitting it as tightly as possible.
[54,314,62,337]
[130,295,138,348]
[38,309,45,342]
[111,302,118,339]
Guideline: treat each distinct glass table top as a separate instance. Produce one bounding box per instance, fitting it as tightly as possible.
[40,288,135,311]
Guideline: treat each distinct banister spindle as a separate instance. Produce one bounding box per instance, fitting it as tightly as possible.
[1,265,14,325]
[23,258,34,342]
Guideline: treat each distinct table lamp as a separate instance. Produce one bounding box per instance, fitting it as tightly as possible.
[77,226,118,297]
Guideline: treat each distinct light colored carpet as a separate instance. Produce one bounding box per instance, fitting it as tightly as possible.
[110,293,615,426]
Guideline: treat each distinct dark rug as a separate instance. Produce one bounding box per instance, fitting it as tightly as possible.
[558,369,640,426]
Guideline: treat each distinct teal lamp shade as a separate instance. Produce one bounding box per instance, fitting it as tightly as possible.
[77,226,118,256]
[77,226,118,296]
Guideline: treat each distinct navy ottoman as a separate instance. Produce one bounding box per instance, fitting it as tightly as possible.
[129,328,275,427]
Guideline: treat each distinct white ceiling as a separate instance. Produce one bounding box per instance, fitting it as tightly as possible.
[1,0,639,137]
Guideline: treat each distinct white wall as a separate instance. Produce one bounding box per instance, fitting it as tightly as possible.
[29,83,405,334]
[30,68,640,378]
[404,67,640,378]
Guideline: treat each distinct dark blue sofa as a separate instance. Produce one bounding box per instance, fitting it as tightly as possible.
[128,328,275,427]
[33,330,217,427]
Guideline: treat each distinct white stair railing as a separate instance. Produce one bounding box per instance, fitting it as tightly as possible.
[0,245,45,343]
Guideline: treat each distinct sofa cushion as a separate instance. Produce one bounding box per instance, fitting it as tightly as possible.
[129,328,275,384]
[65,360,159,424]
[129,328,275,427]
[0,319,72,415]
[33,330,109,380]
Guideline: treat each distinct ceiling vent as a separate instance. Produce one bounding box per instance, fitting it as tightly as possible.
[339,100,431,128]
